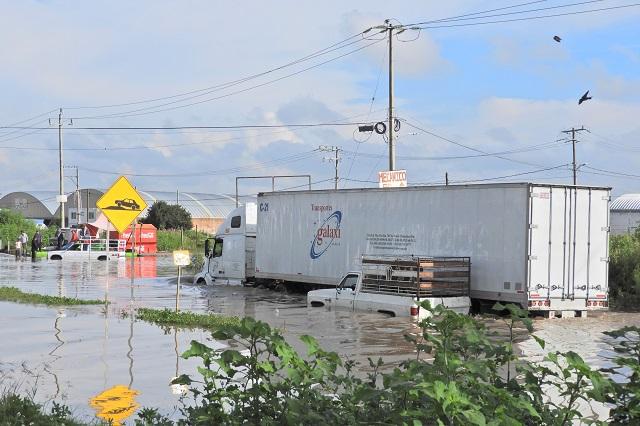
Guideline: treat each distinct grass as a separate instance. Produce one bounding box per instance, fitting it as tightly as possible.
[0,286,106,306]
[135,307,240,330]
[157,229,209,253]
[0,393,85,426]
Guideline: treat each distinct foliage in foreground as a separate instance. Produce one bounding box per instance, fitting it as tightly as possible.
[0,286,105,306]
[135,307,241,330]
[0,393,83,426]
[131,302,640,426]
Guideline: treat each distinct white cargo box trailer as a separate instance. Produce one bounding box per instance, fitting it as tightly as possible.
[255,183,610,313]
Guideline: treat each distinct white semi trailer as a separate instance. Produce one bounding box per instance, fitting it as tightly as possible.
[195,183,610,315]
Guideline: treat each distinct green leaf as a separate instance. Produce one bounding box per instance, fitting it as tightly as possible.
[182,340,211,358]
[532,335,546,349]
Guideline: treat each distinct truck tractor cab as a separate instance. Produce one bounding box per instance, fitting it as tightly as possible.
[194,202,257,286]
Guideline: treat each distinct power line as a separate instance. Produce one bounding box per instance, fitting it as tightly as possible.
[64,31,377,111]
[412,163,571,185]
[77,149,322,177]
[0,121,370,131]
[342,140,564,161]
[400,118,545,167]
[68,39,385,120]
[403,0,550,26]
[410,3,640,29]
[407,0,605,26]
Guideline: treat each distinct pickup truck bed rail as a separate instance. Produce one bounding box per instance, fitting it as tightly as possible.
[361,255,471,298]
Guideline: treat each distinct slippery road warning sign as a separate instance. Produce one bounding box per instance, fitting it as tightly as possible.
[96,176,147,233]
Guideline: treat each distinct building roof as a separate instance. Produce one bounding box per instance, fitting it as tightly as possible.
[137,190,238,219]
[0,189,238,219]
[610,194,640,211]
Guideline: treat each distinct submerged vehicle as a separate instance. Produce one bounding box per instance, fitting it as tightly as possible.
[46,237,127,261]
[307,255,471,318]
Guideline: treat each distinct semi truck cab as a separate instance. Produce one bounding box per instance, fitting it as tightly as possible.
[194,203,257,285]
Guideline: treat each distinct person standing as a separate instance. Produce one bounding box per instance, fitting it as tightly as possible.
[19,231,28,257]
[56,229,64,249]
[31,230,42,260]
[14,236,22,259]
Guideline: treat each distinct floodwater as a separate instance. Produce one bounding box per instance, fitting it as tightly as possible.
[0,254,417,424]
[1,254,639,424]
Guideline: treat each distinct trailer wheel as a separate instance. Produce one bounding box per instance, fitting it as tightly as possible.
[377,310,396,317]
[97,255,107,261]
[50,255,62,260]
[310,301,324,307]
[195,277,206,285]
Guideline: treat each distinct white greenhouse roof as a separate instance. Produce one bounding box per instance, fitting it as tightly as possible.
[610,194,640,212]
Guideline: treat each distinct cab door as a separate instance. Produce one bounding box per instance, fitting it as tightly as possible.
[336,273,359,310]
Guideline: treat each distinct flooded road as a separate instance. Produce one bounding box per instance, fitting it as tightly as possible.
[0,255,416,423]
[2,254,639,424]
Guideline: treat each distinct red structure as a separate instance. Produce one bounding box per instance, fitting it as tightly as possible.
[109,223,157,254]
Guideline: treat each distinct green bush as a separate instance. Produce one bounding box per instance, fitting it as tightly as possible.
[157,229,208,252]
[0,393,82,426]
[154,302,636,425]
[609,230,640,309]
[144,201,192,230]
[0,209,58,251]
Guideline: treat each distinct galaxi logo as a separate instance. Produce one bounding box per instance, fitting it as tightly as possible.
[310,211,342,259]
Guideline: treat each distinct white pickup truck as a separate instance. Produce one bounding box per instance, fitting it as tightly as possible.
[307,256,472,319]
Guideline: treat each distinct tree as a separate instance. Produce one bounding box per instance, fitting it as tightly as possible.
[143,201,192,230]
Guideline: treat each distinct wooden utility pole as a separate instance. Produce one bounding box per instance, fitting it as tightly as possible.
[562,127,587,185]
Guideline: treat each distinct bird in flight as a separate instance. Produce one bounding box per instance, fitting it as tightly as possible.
[578,91,592,105]
[553,35,562,42]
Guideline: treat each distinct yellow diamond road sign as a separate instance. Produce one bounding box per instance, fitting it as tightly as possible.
[96,176,147,233]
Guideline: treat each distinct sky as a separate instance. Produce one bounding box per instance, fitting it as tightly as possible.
[1,0,639,207]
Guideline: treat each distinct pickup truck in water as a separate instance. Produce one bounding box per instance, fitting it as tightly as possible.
[307,255,471,319]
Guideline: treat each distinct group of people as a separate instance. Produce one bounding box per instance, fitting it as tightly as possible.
[14,229,42,259]
[14,226,90,259]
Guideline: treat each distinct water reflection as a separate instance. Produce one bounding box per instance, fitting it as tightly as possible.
[89,385,140,426]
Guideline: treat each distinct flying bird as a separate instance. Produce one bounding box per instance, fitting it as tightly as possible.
[553,35,562,42]
[578,91,592,105]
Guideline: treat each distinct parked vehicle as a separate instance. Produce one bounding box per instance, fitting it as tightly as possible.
[307,255,471,318]
[196,183,611,316]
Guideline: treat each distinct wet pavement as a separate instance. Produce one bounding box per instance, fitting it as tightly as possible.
[1,254,639,424]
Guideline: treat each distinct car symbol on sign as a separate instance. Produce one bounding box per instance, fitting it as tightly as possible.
[114,198,140,210]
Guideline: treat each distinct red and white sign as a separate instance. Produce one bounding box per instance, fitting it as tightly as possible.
[378,170,407,188]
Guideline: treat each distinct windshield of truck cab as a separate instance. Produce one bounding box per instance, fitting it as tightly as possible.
[212,239,223,257]
[339,274,358,291]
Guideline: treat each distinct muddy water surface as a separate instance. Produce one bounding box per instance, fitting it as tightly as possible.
[2,254,639,424]
[0,255,416,423]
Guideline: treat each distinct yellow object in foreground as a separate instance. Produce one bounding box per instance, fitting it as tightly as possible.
[89,384,140,425]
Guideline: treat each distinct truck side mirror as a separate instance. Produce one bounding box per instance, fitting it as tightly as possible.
[204,239,210,257]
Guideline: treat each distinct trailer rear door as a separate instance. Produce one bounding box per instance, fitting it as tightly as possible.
[528,186,609,305]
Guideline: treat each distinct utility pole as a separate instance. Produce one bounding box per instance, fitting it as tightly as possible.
[320,145,341,189]
[64,165,80,225]
[54,108,72,228]
[386,19,395,171]
[561,126,587,185]
[58,108,65,228]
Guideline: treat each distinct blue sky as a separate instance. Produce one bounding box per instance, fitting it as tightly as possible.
[1,0,639,204]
